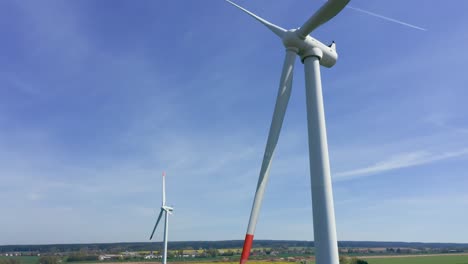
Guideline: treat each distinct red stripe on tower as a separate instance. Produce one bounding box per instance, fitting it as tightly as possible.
[240,234,254,264]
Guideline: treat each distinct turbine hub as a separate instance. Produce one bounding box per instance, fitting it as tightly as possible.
[162,206,174,212]
[281,29,303,51]
[281,29,337,68]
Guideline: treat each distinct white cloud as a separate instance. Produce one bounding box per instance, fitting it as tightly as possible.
[335,148,468,180]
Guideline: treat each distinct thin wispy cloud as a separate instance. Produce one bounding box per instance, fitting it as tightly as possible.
[335,148,468,180]
[347,5,428,31]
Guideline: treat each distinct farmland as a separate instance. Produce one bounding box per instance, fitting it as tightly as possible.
[2,241,468,264]
[363,254,468,264]
[154,255,468,264]
[74,254,468,264]
[0,256,39,264]
[3,254,468,264]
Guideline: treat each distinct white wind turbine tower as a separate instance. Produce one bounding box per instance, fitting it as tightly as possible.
[149,172,174,264]
[224,1,350,264]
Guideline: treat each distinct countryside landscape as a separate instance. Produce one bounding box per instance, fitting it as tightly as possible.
[2,241,468,264]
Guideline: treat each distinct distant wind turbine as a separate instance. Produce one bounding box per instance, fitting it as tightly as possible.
[224,0,350,264]
[149,172,174,264]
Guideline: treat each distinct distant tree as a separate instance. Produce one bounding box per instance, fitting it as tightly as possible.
[108,246,124,254]
[177,249,184,258]
[167,251,176,259]
[340,257,368,264]
[78,247,89,255]
[205,248,219,258]
[221,250,234,256]
[348,257,368,264]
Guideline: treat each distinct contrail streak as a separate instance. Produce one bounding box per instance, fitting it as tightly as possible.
[347,5,427,31]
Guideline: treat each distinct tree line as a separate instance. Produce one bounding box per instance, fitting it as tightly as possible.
[2,240,468,253]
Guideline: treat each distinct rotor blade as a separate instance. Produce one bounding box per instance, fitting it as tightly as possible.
[149,209,164,240]
[225,0,287,38]
[162,171,166,206]
[297,0,350,39]
[240,49,297,264]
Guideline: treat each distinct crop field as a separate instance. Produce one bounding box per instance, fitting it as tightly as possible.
[177,255,468,264]
[90,255,468,264]
[80,262,290,264]
[0,256,39,264]
[3,254,468,264]
[363,254,468,264]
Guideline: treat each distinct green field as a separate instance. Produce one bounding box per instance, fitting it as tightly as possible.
[363,254,468,264]
[192,255,468,264]
[0,256,39,264]
[2,254,468,264]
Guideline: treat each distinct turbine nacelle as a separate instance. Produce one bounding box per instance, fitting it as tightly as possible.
[162,206,174,212]
[281,29,338,68]
[225,0,345,69]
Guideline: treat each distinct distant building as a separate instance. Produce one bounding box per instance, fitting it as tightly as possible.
[123,251,138,257]
[99,254,122,261]
[144,254,161,259]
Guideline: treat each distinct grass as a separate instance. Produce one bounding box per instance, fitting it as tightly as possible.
[0,256,39,264]
[178,255,468,264]
[176,262,291,264]
[3,254,468,264]
[363,254,468,264]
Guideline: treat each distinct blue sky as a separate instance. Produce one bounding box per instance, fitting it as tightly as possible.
[1,0,468,245]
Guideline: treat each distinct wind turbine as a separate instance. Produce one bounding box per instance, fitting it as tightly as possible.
[149,172,174,264]
[224,1,350,264]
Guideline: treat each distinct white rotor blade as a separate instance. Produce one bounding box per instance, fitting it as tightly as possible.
[162,171,166,206]
[297,0,350,39]
[149,209,164,240]
[240,49,296,264]
[225,0,287,38]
